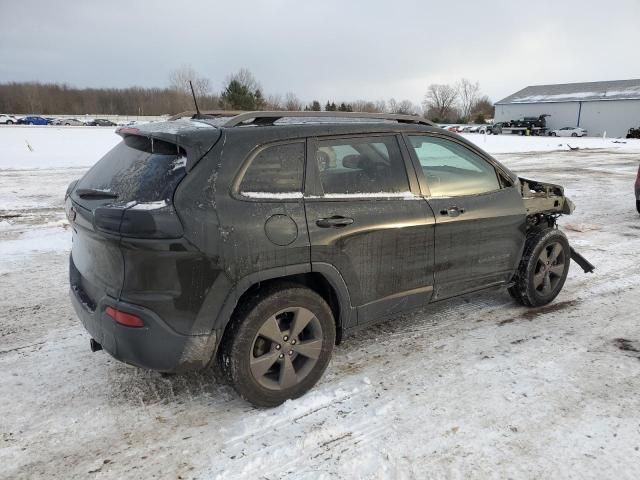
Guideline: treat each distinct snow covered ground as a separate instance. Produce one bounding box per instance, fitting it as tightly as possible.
[1,126,639,479]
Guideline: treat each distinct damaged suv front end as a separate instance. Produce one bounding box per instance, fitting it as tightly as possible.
[519,177,594,273]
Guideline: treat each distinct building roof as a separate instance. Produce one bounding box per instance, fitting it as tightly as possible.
[496,79,640,105]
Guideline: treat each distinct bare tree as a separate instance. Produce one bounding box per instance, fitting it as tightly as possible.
[350,100,385,113]
[168,64,211,97]
[386,98,398,114]
[374,99,387,113]
[397,99,419,115]
[387,98,419,115]
[284,92,303,110]
[422,84,459,121]
[225,68,260,93]
[265,94,284,110]
[457,78,481,122]
[470,95,494,120]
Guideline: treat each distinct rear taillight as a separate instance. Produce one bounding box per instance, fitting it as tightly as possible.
[105,306,145,328]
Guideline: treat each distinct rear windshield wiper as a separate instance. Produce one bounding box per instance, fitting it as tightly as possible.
[75,188,119,199]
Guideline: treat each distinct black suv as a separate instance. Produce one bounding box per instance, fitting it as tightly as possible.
[66,111,593,407]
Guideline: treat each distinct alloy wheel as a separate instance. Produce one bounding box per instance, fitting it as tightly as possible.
[533,241,566,296]
[250,307,323,390]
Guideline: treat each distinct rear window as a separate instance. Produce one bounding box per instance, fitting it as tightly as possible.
[74,137,187,204]
[239,142,304,196]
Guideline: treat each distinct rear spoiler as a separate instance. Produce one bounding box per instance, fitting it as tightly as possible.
[116,120,221,171]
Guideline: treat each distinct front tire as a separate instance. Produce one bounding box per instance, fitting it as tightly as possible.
[220,284,336,407]
[508,228,571,307]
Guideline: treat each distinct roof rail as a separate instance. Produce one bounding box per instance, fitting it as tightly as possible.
[167,110,244,121]
[220,111,435,127]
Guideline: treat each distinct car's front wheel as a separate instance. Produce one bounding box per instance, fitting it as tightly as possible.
[6,120,13,125]
[550,132,557,136]
[571,132,578,137]
[508,228,571,307]
[220,283,336,407]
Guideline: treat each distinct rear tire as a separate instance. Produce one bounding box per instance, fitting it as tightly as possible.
[636,199,640,214]
[550,132,557,136]
[220,283,336,407]
[571,132,578,137]
[508,228,570,307]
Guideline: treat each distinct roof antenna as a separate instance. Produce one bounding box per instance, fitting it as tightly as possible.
[189,80,202,118]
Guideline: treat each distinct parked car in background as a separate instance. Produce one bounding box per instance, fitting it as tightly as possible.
[17,116,50,125]
[549,127,587,137]
[489,122,505,135]
[0,114,18,125]
[87,118,117,127]
[626,126,640,139]
[65,110,594,407]
[53,118,86,126]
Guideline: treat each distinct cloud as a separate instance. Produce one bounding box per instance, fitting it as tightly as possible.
[1,0,638,104]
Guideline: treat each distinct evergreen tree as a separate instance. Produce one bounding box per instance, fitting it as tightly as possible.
[221,79,256,110]
[254,89,265,110]
[338,102,347,112]
[311,100,321,111]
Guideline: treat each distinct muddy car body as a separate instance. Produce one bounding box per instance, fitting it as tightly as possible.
[66,111,593,406]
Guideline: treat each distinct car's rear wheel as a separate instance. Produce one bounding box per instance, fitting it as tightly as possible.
[508,228,570,307]
[636,199,640,214]
[550,132,557,136]
[220,284,336,407]
[571,132,578,137]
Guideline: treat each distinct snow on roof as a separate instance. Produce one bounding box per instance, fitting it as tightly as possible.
[496,79,640,104]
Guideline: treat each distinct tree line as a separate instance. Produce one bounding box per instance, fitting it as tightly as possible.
[0,65,494,122]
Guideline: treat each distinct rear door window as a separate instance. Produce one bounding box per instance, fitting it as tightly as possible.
[73,136,186,206]
[314,136,410,195]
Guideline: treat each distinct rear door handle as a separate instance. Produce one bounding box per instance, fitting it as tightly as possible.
[316,216,354,228]
[440,206,465,217]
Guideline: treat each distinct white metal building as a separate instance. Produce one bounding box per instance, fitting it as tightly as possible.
[494,79,640,137]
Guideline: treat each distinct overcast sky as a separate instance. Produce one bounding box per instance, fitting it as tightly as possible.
[1,0,639,104]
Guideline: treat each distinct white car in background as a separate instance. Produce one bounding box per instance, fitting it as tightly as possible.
[0,114,18,125]
[549,127,587,137]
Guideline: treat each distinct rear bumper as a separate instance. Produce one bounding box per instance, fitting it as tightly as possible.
[70,258,217,373]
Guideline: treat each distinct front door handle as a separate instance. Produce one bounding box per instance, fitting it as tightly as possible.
[440,206,465,217]
[316,216,354,228]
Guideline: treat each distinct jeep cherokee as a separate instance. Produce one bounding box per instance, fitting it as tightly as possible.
[66,111,594,407]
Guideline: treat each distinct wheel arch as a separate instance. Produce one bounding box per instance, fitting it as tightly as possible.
[214,263,355,348]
